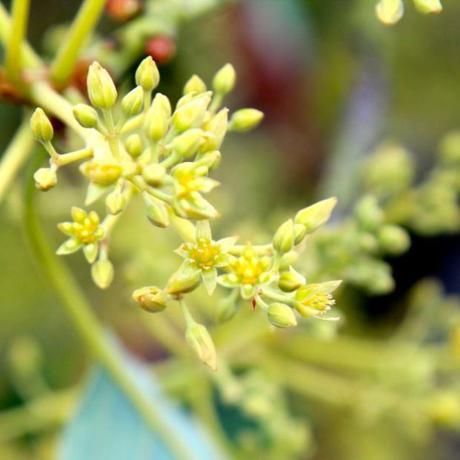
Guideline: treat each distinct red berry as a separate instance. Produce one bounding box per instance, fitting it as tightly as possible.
[144,35,176,65]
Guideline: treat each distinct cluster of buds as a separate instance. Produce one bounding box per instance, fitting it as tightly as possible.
[31,58,263,290]
[375,0,442,26]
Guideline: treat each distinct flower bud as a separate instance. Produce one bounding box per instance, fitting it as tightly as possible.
[273,219,295,253]
[215,291,239,323]
[31,108,54,143]
[73,104,98,128]
[172,93,211,132]
[440,131,460,166]
[132,286,168,313]
[144,194,169,227]
[413,0,442,14]
[121,86,144,116]
[212,63,236,95]
[279,251,299,271]
[378,225,410,255]
[201,109,228,152]
[135,56,160,91]
[124,134,143,158]
[354,195,384,231]
[145,93,171,141]
[375,0,404,25]
[80,161,122,186]
[105,190,126,215]
[142,163,166,187]
[278,268,305,292]
[167,264,201,295]
[184,74,207,95]
[230,108,264,132]
[267,303,297,328]
[196,150,221,170]
[171,129,204,158]
[34,168,57,191]
[185,322,217,370]
[87,62,117,109]
[294,223,307,245]
[91,259,114,289]
[295,197,337,234]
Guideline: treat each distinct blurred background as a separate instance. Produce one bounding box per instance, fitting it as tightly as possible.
[0,0,459,459]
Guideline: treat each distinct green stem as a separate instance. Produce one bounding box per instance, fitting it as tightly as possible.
[0,3,41,68]
[50,0,107,85]
[4,0,30,84]
[23,159,198,460]
[0,117,34,205]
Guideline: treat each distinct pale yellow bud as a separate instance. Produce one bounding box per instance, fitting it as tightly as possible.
[132,286,168,313]
[267,303,297,328]
[172,93,211,132]
[73,104,98,128]
[378,225,410,255]
[295,197,337,234]
[171,129,204,158]
[376,0,404,25]
[135,56,160,91]
[213,63,236,95]
[34,167,57,191]
[31,108,54,142]
[273,219,295,253]
[124,134,144,158]
[184,75,207,95]
[230,109,264,132]
[142,164,166,187]
[145,93,171,141]
[121,86,144,116]
[186,322,217,370]
[87,62,117,109]
[91,259,114,289]
[278,268,305,292]
[144,194,170,228]
[105,190,126,215]
[413,0,442,14]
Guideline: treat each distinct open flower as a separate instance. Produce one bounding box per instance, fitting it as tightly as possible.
[294,280,342,318]
[57,207,104,263]
[219,244,274,299]
[173,222,237,295]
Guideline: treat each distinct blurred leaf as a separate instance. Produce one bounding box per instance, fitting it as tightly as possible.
[60,342,224,460]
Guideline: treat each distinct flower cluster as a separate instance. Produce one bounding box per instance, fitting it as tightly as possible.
[375,0,442,26]
[31,59,341,369]
[31,58,263,290]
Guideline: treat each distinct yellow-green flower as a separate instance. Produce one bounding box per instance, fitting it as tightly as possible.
[57,207,104,263]
[294,281,341,318]
[219,245,273,299]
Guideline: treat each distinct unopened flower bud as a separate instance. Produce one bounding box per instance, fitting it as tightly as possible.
[172,93,211,132]
[143,163,166,186]
[440,131,460,166]
[91,259,114,289]
[80,161,122,186]
[135,56,160,91]
[72,104,98,128]
[105,190,126,215]
[196,150,221,169]
[31,108,54,142]
[213,63,236,95]
[144,194,169,227]
[279,251,299,271]
[121,86,144,116]
[230,108,264,132]
[295,197,337,234]
[294,224,307,245]
[167,265,201,295]
[201,109,228,152]
[145,93,171,141]
[354,195,384,231]
[413,0,442,14]
[267,303,297,328]
[185,322,217,370]
[184,75,207,95]
[132,286,168,313]
[34,168,57,191]
[171,129,204,158]
[124,134,143,157]
[375,0,404,25]
[279,268,305,292]
[87,62,117,109]
[273,219,295,253]
[378,225,410,255]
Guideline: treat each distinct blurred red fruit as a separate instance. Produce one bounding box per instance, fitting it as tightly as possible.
[144,35,176,65]
[106,0,142,22]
